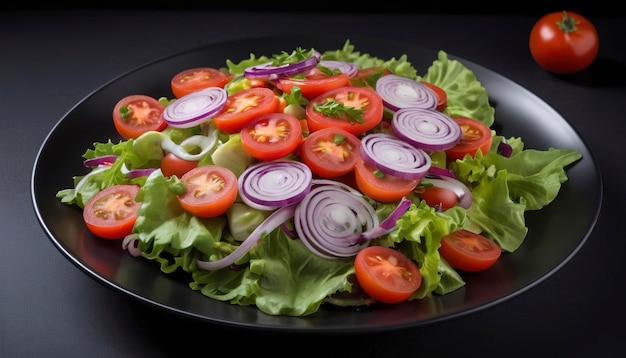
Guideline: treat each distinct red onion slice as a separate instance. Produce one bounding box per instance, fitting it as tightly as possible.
[375,74,438,111]
[243,51,321,81]
[498,139,513,157]
[360,196,412,241]
[360,133,431,180]
[83,155,119,167]
[238,160,313,211]
[294,180,378,259]
[391,107,462,152]
[163,87,227,128]
[196,204,297,271]
[318,60,359,78]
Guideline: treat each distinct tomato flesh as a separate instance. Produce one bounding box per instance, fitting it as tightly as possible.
[83,184,141,240]
[299,127,361,178]
[177,165,238,218]
[354,245,422,303]
[278,69,351,100]
[112,95,167,140]
[213,87,280,133]
[445,116,493,163]
[439,229,501,272]
[306,86,383,136]
[241,112,302,161]
[353,156,418,202]
[171,67,232,98]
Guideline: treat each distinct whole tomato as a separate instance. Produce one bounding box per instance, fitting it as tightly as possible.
[529,11,599,74]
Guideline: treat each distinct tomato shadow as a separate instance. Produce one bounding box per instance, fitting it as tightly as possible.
[551,56,626,87]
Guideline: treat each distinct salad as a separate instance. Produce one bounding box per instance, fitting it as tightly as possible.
[56,40,582,317]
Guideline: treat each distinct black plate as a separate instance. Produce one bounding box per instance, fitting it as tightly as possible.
[31,34,602,333]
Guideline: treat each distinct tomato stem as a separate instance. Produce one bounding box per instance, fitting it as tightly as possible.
[557,11,578,33]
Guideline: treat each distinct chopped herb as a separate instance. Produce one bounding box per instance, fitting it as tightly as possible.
[283,87,308,106]
[332,134,346,145]
[271,47,315,66]
[316,65,341,76]
[120,106,130,121]
[313,100,364,124]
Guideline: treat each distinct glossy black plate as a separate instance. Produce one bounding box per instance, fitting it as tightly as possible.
[31,34,602,333]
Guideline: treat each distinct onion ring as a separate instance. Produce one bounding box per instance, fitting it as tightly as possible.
[238,160,313,211]
[360,133,431,180]
[391,107,462,152]
[243,51,321,80]
[375,74,438,111]
[163,87,227,128]
[294,180,378,259]
[318,60,359,78]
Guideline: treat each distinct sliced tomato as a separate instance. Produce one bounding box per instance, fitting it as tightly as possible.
[240,112,302,161]
[415,185,458,211]
[277,68,351,100]
[353,156,418,202]
[439,229,501,272]
[420,81,448,111]
[354,245,422,304]
[213,87,280,133]
[177,165,238,218]
[445,116,493,162]
[305,86,383,136]
[170,67,233,98]
[299,126,361,178]
[160,152,198,178]
[112,95,167,140]
[83,184,141,240]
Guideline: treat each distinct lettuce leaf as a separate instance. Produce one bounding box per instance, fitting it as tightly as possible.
[420,51,495,127]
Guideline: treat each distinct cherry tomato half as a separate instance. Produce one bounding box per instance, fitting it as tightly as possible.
[445,116,493,163]
[278,68,351,100]
[353,156,418,202]
[306,86,383,136]
[213,87,280,133]
[439,229,501,272]
[83,184,141,240]
[112,95,167,140]
[529,11,599,74]
[415,185,459,211]
[177,165,238,218]
[170,67,233,98]
[299,126,361,178]
[240,112,302,161]
[160,152,198,178]
[354,245,422,304]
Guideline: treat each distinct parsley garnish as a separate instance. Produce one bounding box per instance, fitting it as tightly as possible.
[271,47,315,66]
[313,100,364,124]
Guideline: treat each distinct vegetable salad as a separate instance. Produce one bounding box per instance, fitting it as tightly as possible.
[57,40,582,316]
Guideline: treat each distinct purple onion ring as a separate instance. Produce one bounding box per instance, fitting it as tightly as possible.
[163,87,227,128]
[238,160,312,211]
[359,133,431,180]
[375,74,438,111]
[391,107,462,152]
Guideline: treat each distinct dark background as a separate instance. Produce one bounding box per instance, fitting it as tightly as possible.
[2,4,625,358]
[7,1,624,16]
